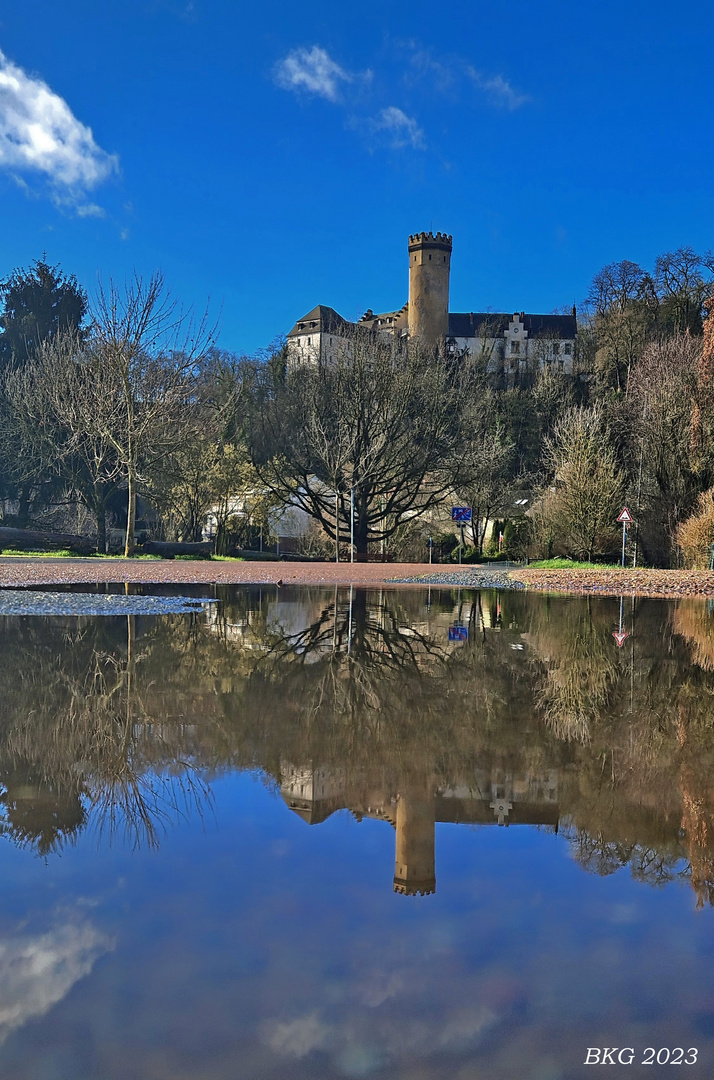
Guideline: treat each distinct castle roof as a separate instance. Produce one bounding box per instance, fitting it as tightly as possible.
[287,305,350,338]
[448,311,577,339]
[288,306,577,341]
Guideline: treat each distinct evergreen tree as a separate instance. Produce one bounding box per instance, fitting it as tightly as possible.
[0,258,87,524]
[0,257,87,369]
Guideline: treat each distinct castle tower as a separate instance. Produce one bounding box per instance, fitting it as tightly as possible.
[407,231,452,347]
[393,782,436,896]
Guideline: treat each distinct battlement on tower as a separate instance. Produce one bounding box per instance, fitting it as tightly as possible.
[393,880,436,897]
[408,231,453,250]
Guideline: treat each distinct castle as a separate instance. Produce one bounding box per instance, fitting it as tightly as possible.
[287,231,577,377]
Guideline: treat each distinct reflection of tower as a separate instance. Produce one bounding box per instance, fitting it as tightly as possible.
[407,232,452,347]
[393,782,436,896]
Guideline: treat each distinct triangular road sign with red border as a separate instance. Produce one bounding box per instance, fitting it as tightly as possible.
[617,507,634,524]
[612,630,629,647]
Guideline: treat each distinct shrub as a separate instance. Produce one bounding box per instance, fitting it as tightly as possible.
[676,487,714,568]
[503,517,531,560]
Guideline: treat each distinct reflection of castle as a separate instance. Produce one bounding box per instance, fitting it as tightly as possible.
[280,763,559,897]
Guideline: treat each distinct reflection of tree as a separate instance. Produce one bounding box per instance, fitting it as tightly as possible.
[0,764,86,857]
[0,614,210,854]
[566,828,681,886]
[6,588,714,907]
[524,596,620,743]
[673,599,714,672]
[676,701,714,908]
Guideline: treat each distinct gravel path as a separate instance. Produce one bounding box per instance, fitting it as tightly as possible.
[386,568,523,589]
[0,558,510,591]
[510,567,714,599]
[0,558,712,599]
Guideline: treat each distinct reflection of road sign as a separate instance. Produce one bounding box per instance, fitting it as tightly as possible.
[452,507,472,523]
[449,625,468,642]
[617,507,634,524]
[612,630,629,647]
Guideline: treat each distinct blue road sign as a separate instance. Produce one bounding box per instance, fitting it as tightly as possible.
[449,625,469,642]
[452,507,472,523]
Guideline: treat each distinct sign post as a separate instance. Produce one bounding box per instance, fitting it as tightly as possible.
[350,488,354,564]
[452,507,472,565]
[617,507,633,567]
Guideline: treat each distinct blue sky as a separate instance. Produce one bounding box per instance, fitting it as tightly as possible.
[0,0,711,353]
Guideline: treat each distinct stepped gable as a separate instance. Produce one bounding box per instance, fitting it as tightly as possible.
[448,311,577,339]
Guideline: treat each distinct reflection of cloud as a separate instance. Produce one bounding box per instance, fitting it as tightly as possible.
[609,903,639,925]
[263,1011,330,1058]
[355,970,403,1007]
[439,1006,497,1050]
[0,919,112,1045]
[335,1041,384,1077]
[263,1001,498,1071]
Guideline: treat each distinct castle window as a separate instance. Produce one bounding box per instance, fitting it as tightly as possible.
[511,341,520,355]
[428,254,432,260]
[307,337,311,345]
[564,342,572,355]
[553,342,560,356]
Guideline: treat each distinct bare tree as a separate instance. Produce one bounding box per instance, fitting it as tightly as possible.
[4,331,121,550]
[655,247,714,333]
[537,404,624,561]
[624,333,704,563]
[586,260,651,392]
[90,273,214,555]
[250,328,468,556]
[455,389,515,552]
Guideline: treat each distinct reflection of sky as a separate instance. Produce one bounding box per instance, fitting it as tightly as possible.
[1,773,713,1079]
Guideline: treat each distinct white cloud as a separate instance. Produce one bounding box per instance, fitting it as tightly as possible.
[0,48,118,206]
[366,106,425,150]
[75,202,105,219]
[274,46,354,102]
[467,68,530,110]
[0,918,113,1045]
[403,46,457,93]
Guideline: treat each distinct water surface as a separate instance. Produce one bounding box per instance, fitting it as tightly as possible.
[1,585,713,1079]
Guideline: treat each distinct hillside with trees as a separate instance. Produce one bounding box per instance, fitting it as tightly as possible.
[1,246,713,565]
